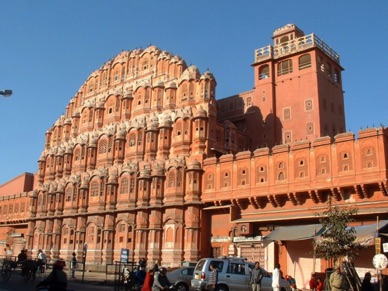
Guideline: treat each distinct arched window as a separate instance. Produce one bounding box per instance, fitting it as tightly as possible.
[98,140,107,154]
[120,178,129,194]
[278,59,293,76]
[259,65,270,80]
[66,187,72,202]
[90,181,99,197]
[299,54,311,69]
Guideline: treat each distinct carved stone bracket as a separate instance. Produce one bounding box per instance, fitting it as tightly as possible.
[267,194,279,208]
[331,188,343,201]
[379,181,388,197]
[287,193,298,206]
[354,184,368,199]
[231,198,242,209]
[308,190,319,204]
[248,197,259,209]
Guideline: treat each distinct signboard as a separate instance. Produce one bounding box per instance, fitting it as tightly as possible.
[120,248,129,263]
[383,242,388,253]
[373,254,388,270]
[375,237,381,254]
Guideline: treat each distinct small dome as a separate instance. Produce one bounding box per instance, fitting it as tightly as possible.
[165,81,177,89]
[200,70,215,80]
[195,107,207,118]
[180,65,200,83]
[188,159,201,170]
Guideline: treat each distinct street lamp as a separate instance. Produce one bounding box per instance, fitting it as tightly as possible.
[0,90,12,97]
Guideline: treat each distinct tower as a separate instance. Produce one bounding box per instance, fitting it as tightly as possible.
[252,24,345,147]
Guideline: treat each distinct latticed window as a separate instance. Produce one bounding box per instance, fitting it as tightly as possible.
[168,172,175,188]
[129,134,136,147]
[66,187,72,202]
[120,178,129,194]
[129,175,135,193]
[177,169,183,187]
[108,138,113,152]
[138,131,143,146]
[98,140,107,154]
[90,181,99,197]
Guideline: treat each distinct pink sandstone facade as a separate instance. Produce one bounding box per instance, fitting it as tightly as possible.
[0,24,387,287]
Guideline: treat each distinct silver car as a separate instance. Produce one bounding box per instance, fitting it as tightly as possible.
[191,257,291,291]
[168,266,195,291]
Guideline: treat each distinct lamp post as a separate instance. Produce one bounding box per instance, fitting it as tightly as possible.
[0,90,12,97]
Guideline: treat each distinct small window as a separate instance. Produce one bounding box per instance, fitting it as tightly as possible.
[306,122,314,135]
[299,54,311,70]
[259,65,270,80]
[278,59,293,76]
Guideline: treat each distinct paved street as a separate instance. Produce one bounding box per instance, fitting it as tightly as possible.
[0,269,117,291]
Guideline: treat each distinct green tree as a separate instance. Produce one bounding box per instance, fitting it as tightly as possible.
[314,204,366,264]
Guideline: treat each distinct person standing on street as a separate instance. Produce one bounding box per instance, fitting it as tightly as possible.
[70,252,77,278]
[309,273,317,290]
[330,266,343,291]
[250,261,263,291]
[37,249,47,274]
[206,263,218,291]
[36,259,68,291]
[272,264,281,291]
[361,272,374,291]
[152,267,171,290]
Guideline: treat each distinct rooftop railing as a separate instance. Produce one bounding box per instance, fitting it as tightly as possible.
[254,33,340,64]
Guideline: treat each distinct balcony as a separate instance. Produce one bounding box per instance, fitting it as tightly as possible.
[254,33,340,64]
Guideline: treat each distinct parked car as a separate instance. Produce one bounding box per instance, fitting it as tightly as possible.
[191,257,291,291]
[168,266,195,291]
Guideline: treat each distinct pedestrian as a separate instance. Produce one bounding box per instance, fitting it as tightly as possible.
[36,259,68,291]
[272,264,281,291]
[141,269,155,291]
[70,252,77,278]
[37,249,47,274]
[136,265,147,289]
[153,260,159,272]
[206,263,218,291]
[361,272,374,291]
[152,267,171,290]
[316,278,323,291]
[330,266,343,291]
[309,273,317,290]
[139,257,146,268]
[123,266,132,291]
[17,249,27,262]
[286,275,297,290]
[250,261,263,291]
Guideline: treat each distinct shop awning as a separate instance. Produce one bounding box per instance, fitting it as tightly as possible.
[264,221,388,244]
[352,220,388,237]
[263,224,324,241]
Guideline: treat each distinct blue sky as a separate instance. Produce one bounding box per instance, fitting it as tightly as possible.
[0,1,387,185]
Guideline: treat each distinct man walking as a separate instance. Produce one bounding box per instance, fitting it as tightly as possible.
[250,261,263,291]
[70,252,77,278]
[272,264,281,291]
[330,266,343,291]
